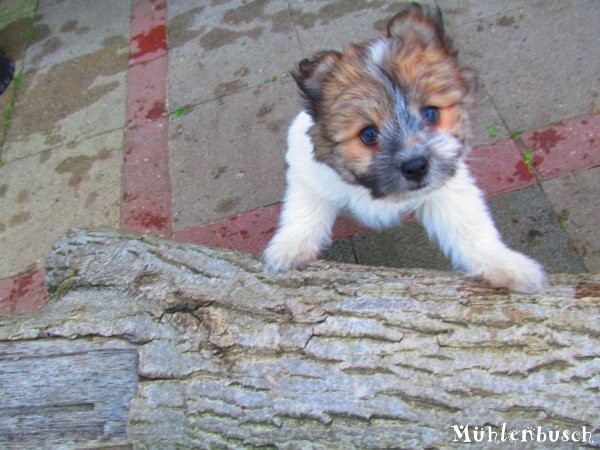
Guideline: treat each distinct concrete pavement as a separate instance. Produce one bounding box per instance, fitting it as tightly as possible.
[1,0,599,314]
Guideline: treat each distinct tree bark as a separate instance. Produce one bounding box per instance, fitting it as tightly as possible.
[0,228,598,449]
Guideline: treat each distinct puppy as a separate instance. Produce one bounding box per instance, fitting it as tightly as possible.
[264,3,546,293]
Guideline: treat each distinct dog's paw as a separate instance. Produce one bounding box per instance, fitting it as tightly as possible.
[479,250,547,293]
[263,238,318,272]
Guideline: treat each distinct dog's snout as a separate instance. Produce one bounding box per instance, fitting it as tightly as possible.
[400,157,429,181]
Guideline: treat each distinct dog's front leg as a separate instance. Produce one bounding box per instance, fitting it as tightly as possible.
[264,181,339,271]
[416,163,547,293]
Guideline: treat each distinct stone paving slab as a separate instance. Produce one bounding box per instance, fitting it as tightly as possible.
[542,166,600,272]
[288,0,527,47]
[469,90,511,147]
[452,0,600,133]
[2,44,128,161]
[25,0,130,71]
[168,0,304,109]
[321,238,357,266]
[36,1,66,10]
[485,185,585,274]
[169,78,293,230]
[349,220,452,271]
[0,130,123,278]
[288,0,399,50]
[286,0,521,49]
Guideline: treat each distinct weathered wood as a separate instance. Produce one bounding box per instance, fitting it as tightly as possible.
[0,228,598,449]
[0,339,137,449]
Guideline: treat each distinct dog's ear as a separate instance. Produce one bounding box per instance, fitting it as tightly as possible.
[387,2,452,52]
[292,50,341,118]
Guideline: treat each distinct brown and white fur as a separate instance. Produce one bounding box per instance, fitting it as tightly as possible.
[264,3,546,293]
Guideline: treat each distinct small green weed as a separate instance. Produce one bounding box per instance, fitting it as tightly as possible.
[486,124,497,138]
[263,75,278,84]
[172,106,191,118]
[12,71,22,88]
[2,71,24,142]
[509,130,522,139]
[4,103,14,126]
[523,149,533,170]
[557,209,570,228]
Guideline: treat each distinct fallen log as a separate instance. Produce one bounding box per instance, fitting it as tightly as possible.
[0,228,598,449]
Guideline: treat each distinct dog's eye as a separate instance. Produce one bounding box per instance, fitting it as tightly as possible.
[422,106,440,126]
[359,125,379,146]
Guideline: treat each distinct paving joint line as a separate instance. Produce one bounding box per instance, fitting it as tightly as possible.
[1,126,127,166]
[285,0,305,54]
[168,75,294,114]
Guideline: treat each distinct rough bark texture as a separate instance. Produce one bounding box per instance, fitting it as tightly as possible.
[0,228,598,449]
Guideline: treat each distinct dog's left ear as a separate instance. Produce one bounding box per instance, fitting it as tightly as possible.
[387,2,451,52]
[292,50,341,118]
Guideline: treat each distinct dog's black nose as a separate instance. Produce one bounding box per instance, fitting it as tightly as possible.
[401,157,429,181]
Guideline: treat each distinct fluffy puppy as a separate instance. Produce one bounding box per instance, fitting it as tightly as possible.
[264,3,546,293]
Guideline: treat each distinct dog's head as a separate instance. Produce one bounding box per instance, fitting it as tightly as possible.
[293,2,476,200]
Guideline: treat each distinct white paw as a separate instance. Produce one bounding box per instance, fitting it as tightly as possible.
[263,237,319,272]
[479,250,547,293]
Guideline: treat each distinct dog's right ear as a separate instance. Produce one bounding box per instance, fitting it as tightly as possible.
[292,50,341,118]
[387,2,454,54]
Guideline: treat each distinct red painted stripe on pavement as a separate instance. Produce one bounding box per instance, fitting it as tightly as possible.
[173,207,368,254]
[125,57,168,129]
[174,205,281,254]
[332,216,368,241]
[129,0,167,66]
[0,270,48,316]
[123,119,170,203]
[468,138,536,198]
[522,113,600,179]
[122,0,172,237]
[122,191,172,238]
